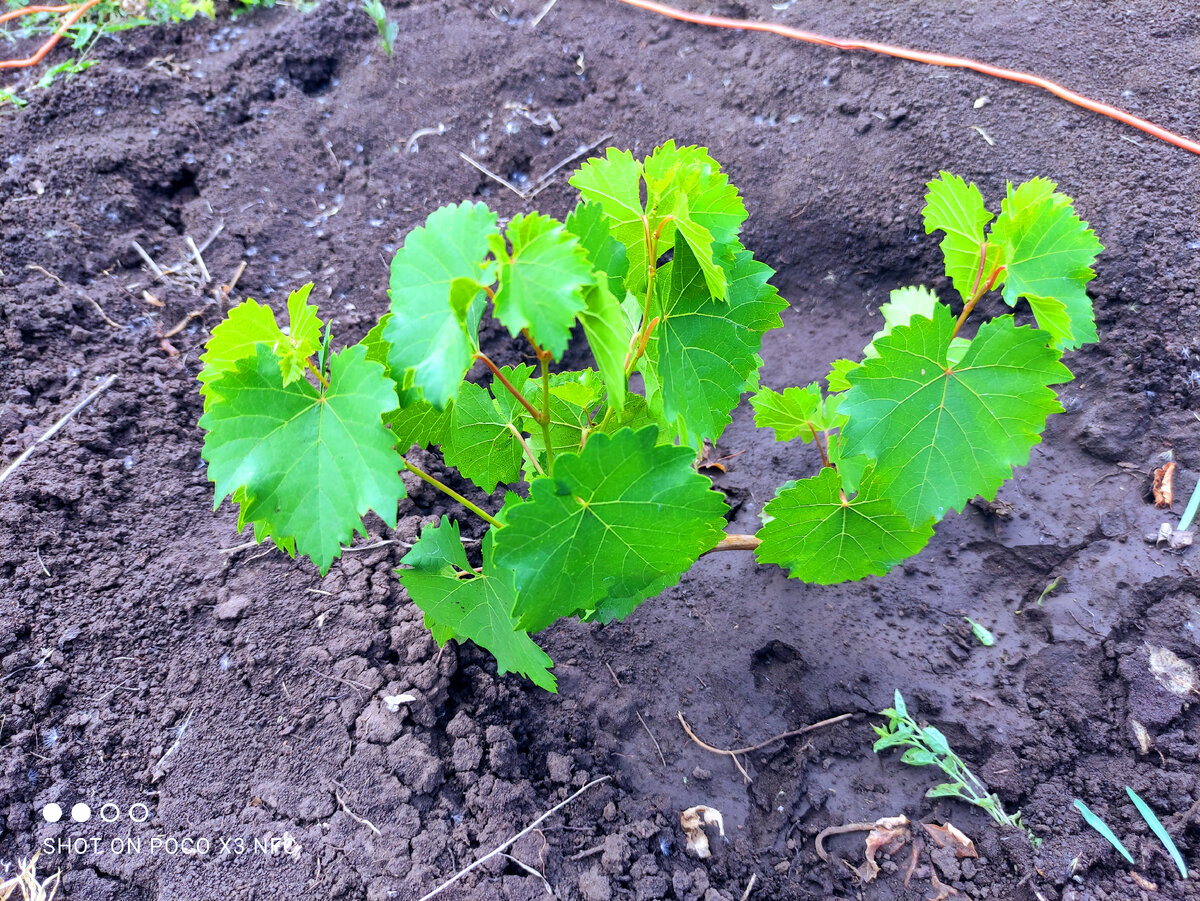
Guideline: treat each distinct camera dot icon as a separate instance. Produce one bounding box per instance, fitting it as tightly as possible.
[42,803,63,823]
[71,803,92,822]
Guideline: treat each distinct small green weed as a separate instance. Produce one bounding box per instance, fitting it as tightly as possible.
[875,690,1035,842]
[0,85,26,107]
[360,0,396,56]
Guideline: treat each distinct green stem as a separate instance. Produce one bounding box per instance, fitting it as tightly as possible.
[539,352,554,469]
[507,423,544,476]
[950,265,1006,341]
[810,424,832,468]
[475,352,543,423]
[624,214,671,375]
[307,360,329,390]
[403,458,502,529]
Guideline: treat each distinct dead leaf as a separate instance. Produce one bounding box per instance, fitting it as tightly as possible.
[1129,719,1152,755]
[905,836,923,887]
[1131,870,1158,892]
[1146,644,1198,697]
[922,822,977,859]
[1153,462,1176,508]
[928,871,959,901]
[698,444,744,473]
[680,805,725,859]
[855,815,910,881]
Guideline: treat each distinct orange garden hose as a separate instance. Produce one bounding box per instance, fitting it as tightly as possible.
[0,0,104,69]
[611,0,1200,157]
[3,0,1196,158]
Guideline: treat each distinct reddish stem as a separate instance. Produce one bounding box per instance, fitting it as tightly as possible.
[968,241,988,298]
[951,265,1006,340]
[810,424,832,468]
[475,352,543,423]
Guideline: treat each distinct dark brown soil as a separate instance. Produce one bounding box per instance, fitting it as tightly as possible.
[2,1,1199,899]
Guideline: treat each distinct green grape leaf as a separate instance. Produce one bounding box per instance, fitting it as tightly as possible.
[564,200,629,299]
[399,518,555,691]
[826,435,869,494]
[756,466,935,583]
[360,312,395,374]
[826,358,859,392]
[653,143,746,252]
[668,191,726,302]
[488,364,537,422]
[198,285,321,407]
[578,281,632,413]
[751,384,846,443]
[384,401,452,451]
[569,148,645,280]
[494,426,728,632]
[989,178,1103,351]
[839,304,1072,524]
[861,286,971,367]
[644,240,785,445]
[200,344,405,574]
[521,370,605,465]
[594,394,659,436]
[442,377,529,493]
[363,311,455,451]
[384,202,498,408]
[923,172,995,302]
[490,211,595,359]
[283,283,322,371]
[565,201,633,413]
[643,142,747,302]
[864,286,939,358]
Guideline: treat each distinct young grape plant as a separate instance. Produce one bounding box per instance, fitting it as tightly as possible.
[197,145,1102,692]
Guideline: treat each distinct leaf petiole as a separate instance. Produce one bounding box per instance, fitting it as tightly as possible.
[506,423,545,476]
[403,457,503,528]
[810,424,832,468]
[306,359,329,390]
[475,352,543,423]
[951,264,1006,340]
[538,350,555,469]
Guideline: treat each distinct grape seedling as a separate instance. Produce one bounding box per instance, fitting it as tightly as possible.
[198,147,1102,692]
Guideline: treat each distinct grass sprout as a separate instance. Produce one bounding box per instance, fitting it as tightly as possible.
[1074,799,1134,864]
[1126,787,1188,878]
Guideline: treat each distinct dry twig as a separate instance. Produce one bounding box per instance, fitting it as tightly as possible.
[459,133,614,201]
[417,776,610,901]
[636,710,666,766]
[27,264,122,328]
[335,790,382,837]
[677,711,853,783]
[0,374,117,489]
